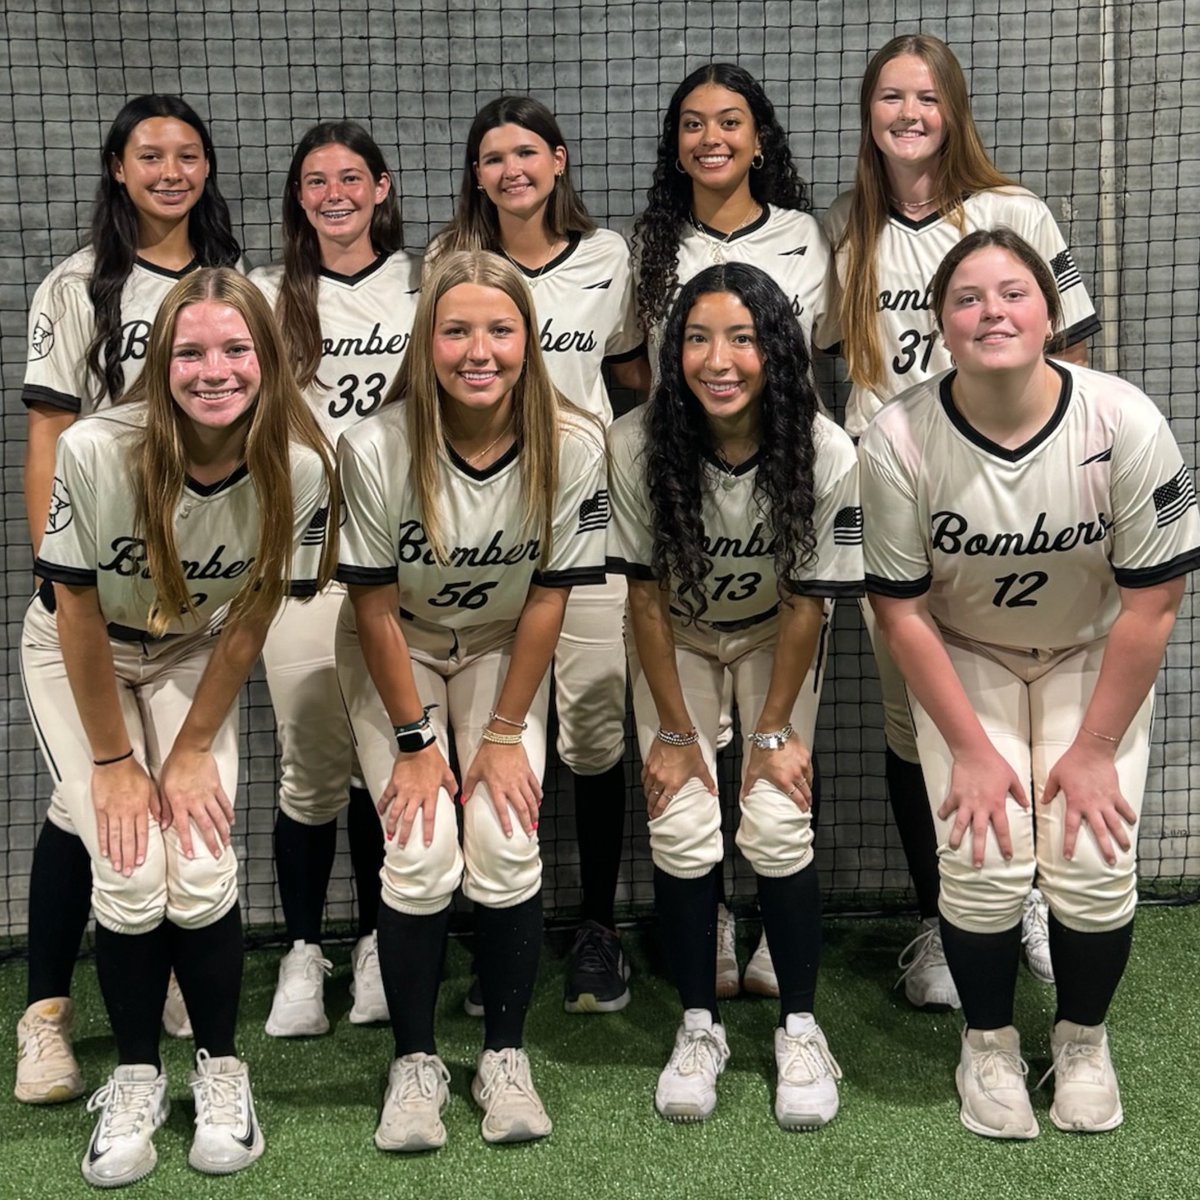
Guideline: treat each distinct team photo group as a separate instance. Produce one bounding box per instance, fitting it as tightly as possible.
[13,28,1200,1188]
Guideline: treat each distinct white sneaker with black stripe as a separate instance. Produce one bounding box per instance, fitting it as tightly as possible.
[81,1064,169,1188]
[188,1051,264,1175]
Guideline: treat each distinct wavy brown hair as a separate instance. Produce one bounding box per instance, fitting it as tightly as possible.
[836,35,1016,395]
[121,269,337,634]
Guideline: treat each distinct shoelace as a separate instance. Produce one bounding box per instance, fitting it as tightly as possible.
[479,1049,539,1108]
[393,1058,450,1109]
[779,1031,843,1086]
[191,1055,245,1128]
[20,1015,69,1061]
[970,1046,1029,1112]
[572,926,619,977]
[1036,1040,1106,1091]
[86,1076,159,1138]
[283,949,332,993]
[1021,898,1051,956]
[670,1029,729,1079]
[894,926,946,989]
[356,937,381,979]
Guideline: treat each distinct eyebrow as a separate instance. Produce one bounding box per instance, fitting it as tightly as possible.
[684,322,756,333]
[680,106,747,118]
[950,277,1031,292]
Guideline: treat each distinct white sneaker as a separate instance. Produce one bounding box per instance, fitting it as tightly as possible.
[471,1047,552,1144]
[264,941,331,1037]
[162,973,193,1039]
[81,1064,169,1187]
[896,917,961,1010]
[1042,1020,1123,1133]
[743,931,780,998]
[16,997,84,1104]
[375,1053,451,1152]
[1021,889,1055,984]
[774,1013,843,1130]
[955,1026,1038,1140]
[188,1050,264,1174]
[715,904,739,999]
[655,1008,730,1123]
[349,932,390,1024]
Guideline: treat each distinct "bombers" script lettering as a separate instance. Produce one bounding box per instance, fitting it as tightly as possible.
[98,537,255,580]
[703,521,772,560]
[322,323,411,358]
[395,520,540,568]
[930,510,1110,556]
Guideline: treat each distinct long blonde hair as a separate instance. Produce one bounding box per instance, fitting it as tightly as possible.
[121,268,338,634]
[837,35,1016,395]
[382,249,566,565]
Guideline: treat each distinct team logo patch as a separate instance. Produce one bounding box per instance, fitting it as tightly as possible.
[1049,249,1082,292]
[582,278,613,289]
[833,505,863,545]
[778,246,809,256]
[302,506,330,545]
[31,313,55,360]
[1079,446,1113,465]
[577,489,610,533]
[1152,465,1196,528]
[47,476,73,533]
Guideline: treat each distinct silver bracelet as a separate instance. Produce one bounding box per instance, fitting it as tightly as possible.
[656,726,699,747]
[748,723,794,751]
[488,710,528,731]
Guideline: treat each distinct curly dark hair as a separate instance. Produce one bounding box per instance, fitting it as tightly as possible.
[647,262,819,622]
[631,64,811,336]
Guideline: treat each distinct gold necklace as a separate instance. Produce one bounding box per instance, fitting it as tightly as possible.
[888,193,939,215]
[500,239,564,287]
[691,202,762,265]
[446,418,514,467]
[179,460,244,519]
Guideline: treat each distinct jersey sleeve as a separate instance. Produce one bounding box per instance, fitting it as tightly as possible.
[1109,410,1200,587]
[860,419,932,597]
[531,425,608,588]
[287,448,332,598]
[22,265,96,414]
[605,414,656,580]
[804,221,839,356]
[814,196,850,353]
[602,239,646,363]
[786,420,864,598]
[335,432,399,586]
[33,429,99,586]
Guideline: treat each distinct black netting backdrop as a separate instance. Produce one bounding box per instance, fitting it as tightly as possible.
[2,0,1197,945]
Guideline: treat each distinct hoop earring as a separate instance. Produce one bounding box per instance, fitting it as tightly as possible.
[674,159,688,174]
[751,153,764,170]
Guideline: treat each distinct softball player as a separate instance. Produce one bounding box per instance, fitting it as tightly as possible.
[609,262,862,1128]
[862,228,1199,1139]
[431,94,646,1014]
[17,94,239,1105]
[631,62,837,997]
[249,121,421,1037]
[822,35,1101,1006]
[22,268,337,1183]
[336,250,606,1149]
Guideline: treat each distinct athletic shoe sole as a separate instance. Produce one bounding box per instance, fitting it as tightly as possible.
[1049,1100,1124,1134]
[955,1065,1039,1140]
[16,1077,84,1104]
[188,1124,264,1175]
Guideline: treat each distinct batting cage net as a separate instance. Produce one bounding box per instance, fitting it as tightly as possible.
[1,0,1196,947]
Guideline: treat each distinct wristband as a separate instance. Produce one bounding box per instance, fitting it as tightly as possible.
[481,728,523,746]
[394,706,438,755]
[488,710,527,731]
[748,723,794,751]
[93,749,134,767]
[656,726,699,747]
[394,704,438,736]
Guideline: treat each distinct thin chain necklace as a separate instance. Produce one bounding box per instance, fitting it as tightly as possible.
[180,459,244,519]
[447,417,514,467]
[889,193,939,215]
[500,238,564,288]
[691,201,762,265]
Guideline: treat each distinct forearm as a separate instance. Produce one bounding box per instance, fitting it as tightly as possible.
[628,579,691,731]
[348,583,425,726]
[25,408,75,555]
[756,595,824,730]
[56,586,130,761]
[1050,339,1088,368]
[490,584,569,726]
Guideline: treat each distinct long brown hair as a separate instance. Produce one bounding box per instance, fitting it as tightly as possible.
[836,35,1016,394]
[121,268,338,634]
[382,249,570,565]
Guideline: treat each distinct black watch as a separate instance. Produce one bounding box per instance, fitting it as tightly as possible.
[394,725,437,754]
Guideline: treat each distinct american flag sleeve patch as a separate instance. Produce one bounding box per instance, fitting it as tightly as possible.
[1049,249,1082,293]
[1152,465,1197,528]
[302,506,330,545]
[833,506,864,545]
[577,489,610,533]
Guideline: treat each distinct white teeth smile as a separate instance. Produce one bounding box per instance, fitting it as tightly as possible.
[323,209,353,219]
[461,371,498,382]
[703,380,740,395]
[697,155,731,166]
[196,389,238,400]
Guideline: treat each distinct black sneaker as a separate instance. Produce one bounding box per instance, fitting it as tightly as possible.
[463,977,484,1018]
[564,921,631,1014]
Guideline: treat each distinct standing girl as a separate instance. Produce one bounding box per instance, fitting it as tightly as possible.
[823,35,1102,1006]
[336,250,607,1148]
[608,263,862,1127]
[23,268,336,1183]
[432,95,645,1014]
[17,94,240,1105]
[250,121,421,1037]
[861,228,1197,1138]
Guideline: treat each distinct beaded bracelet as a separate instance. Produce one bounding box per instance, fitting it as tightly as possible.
[481,728,524,746]
[93,748,134,767]
[488,710,527,731]
[656,726,699,747]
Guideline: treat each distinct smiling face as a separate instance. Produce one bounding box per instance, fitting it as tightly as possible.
[938,246,1054,377]
[676,84,761,200]
[870,53,946,175]
[112,116,210,230]
[431,283,527,417]
[296,142,389,258]
[169,301,261,433]
[474,123,566,223]
[681,290,765,427]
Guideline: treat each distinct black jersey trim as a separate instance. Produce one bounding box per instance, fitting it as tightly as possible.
[690,204,772,242]
[605,555,656,581]
[444,438,520,481]
[1113,547,1200,589]
[184,463,250,496]
[532,563,606,589]
[784,578,867,599]
[135,256,200,281]
[939,362,1072,463]
[604,341,647,366]
[505,232,582,279]
[319,252,391,287]
[865,572,932,598]
[288,579,320,598]
[1059,314,1103,349]
[335,564,399,587]
[886,196,970,232]
[33,559,97,588]
[23,384,81,414]
[701,448,761,477]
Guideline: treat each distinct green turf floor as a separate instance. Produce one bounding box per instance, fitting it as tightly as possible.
[3,909,1198,1200]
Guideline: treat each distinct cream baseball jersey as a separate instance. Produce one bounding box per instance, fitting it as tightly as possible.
[250,252,422,442]
[860,363,1200,650]
[35,404,331,635]
[336,402,608,628]
[607,407,865,626]
[823,187,1102,437]
[22,248,202,414]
